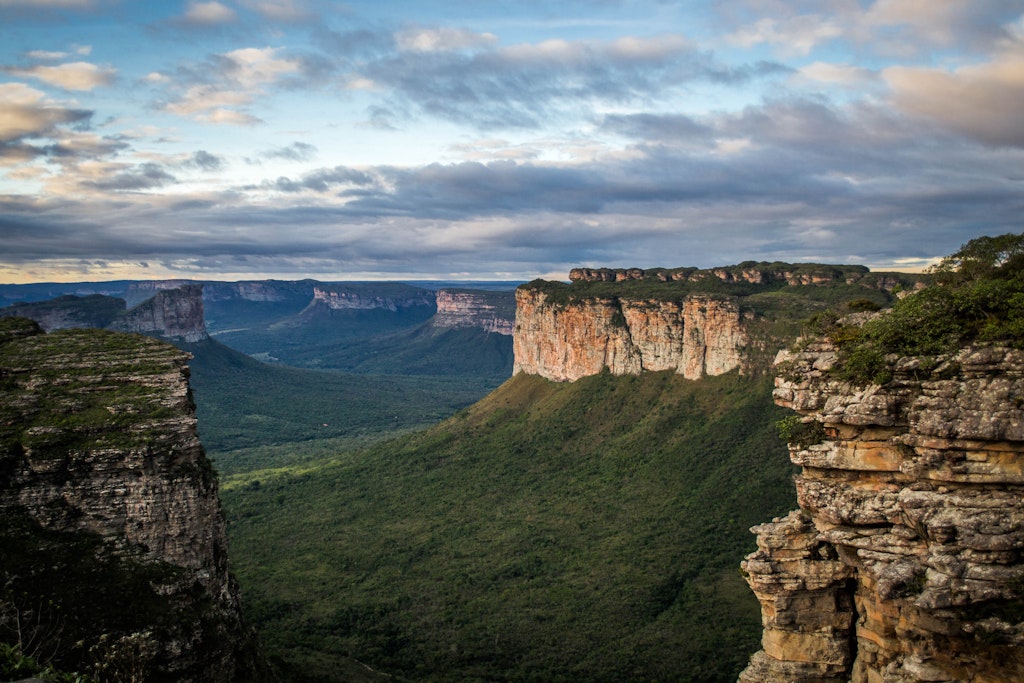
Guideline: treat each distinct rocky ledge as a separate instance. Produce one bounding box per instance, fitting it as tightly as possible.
[739,339,1024,682]
[0,318,261,681]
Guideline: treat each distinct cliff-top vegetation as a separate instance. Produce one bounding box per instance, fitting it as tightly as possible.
[811,232,1024,384]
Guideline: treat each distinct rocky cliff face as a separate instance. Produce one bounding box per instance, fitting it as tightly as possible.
[109,284,209,343]
[512,288,751,381]
[312,284,436,312]
[0,318,261,681]
[739,340,1024,682]
[432,289,515,335]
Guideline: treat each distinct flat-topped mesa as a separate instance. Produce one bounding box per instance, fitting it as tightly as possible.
[0,320,260,680]
[432,289,515,335]
[109,283,209,342]
[312,284,436,311]
[512,288,750,381]
[569,263,914,291]
[739,338,1024,683]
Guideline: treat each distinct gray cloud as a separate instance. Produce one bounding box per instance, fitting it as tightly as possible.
[262,141,318,162]
[187,150,224,170]
[84,162,177,191]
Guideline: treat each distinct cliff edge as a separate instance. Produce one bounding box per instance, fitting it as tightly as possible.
[0,317,262,681]
[739,341,1024,682]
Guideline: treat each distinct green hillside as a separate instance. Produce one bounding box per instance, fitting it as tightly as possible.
[221,369,797,682]
[181,338,500,460]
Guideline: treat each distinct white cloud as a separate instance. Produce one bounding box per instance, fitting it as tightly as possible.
[237,0,310,22]
[201,108,263,126]
[6,61,115,91]
[797,62,877,86]
[396,27,498,53]
[222,47,302,87]
[25,50,68,60]
[183,1,237,25]
[728,15,843,56]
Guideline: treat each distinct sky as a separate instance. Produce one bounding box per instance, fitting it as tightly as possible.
[1,0,1022,283]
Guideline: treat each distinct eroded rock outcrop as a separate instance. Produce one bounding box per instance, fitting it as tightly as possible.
[0,318,262,681]
[432,289,515,335]
[739,340,1024,683]
[109,283,209,342]
[512,288,750,381]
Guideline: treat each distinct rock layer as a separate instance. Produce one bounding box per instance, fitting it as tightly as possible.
[740,340,1024,683]
[110,283,209,342]
[512,288,749,381]
[432,289,515,335]
[0,319,259,681]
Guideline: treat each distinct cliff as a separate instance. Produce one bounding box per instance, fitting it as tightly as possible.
[109,284,209,342]
[739,339,1024,682]
[1,285,209,343]
[0,317,262,681]
[311,283,435,312]
[431,289,515,335]
[512,288,751,381]
[0,293,127,330]
[569,263,920,291]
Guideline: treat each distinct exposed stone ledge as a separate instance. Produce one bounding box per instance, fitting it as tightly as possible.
[740,342,1024,683]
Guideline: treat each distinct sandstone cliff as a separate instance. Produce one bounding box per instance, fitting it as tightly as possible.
[312,283,435,312]
[739,339,1024,682]
[0,317,261,681]
[432,289,515,335]
[109,283,209,343]
[512,288,751,381]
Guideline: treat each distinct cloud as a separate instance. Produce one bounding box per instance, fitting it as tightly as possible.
[4,61,116,90]
[157,46,304,124]
[187,150,224,170]
[256,164,375,193]
[796,62,877,86]
[83,162,176,191]
[183,1,237,25]
[884,48,1024,147]
[360,34,787,129]
[728,15,844,56]
[261,141,318,162]
[395,27,499,53]
[0,82,92,162]
[237,0,311,22]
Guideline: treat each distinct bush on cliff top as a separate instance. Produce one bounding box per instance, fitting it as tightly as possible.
[830,233,1024,384]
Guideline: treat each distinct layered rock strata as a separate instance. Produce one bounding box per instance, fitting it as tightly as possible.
[512,288,749,381]
[432,289,515,335]
[0,318,258,681]
[312,284,435,311]
[110,283,209,342]
[739,340,1024,683]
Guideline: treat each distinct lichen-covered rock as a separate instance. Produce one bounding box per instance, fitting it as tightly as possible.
[0,322,262,681]
[740,341,1024,683]
[512,289,749,381]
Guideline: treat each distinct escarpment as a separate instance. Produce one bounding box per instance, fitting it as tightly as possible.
[0,317,262,681]
[512,287,752,381]
[432,289,515,335]
[739,339,1024,682]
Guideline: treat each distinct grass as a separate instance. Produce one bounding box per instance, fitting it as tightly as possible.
[221,370,797,682]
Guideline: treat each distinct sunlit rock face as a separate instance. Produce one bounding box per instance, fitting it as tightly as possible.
[512,288,749,381]
[740,340,1024,683]
[0,319,260,681]
[432,289,514,335]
